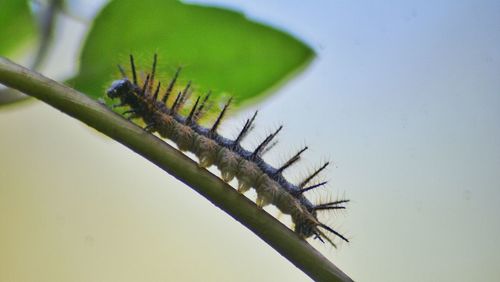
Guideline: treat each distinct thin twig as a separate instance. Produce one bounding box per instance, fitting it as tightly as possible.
[0,0,62,105]
[0,57,353,282]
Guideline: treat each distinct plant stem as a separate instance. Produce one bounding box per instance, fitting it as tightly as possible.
[0,0,62,105]
[0,57,353,282]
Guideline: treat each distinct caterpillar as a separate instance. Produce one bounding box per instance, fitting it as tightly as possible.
[106,54,349,247]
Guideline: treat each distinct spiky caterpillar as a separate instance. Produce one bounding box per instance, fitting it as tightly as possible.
[107,54,349,246]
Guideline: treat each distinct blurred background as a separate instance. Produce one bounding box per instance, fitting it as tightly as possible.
[1,1,499,281]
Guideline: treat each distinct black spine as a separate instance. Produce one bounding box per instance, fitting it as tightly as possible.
[318,224,349,242]
[210,97,232,133]
[186,96,201,125]
[162,67,181,103]
[298,181,327,194]
[171,91,183,114]
[141,74,150,95]
[276,146,308,174]
[234,111,258,146]
[129,54,137,85]
[252,126,283,157]
[117,64,126,78]
[193,91,211,121]
[149,53,158,93]
[152,82,161,100]
[299,162,329,188]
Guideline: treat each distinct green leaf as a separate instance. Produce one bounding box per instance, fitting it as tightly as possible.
[72,0,314,106]
[0,1,36,56]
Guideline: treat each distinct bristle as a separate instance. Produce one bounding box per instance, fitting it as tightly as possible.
[171,91,183,114]
[193,91,211,121]
[210,97,232,133]
[318,224,349,243]
[314,199,350,211]
[141,74,150,95]
[152,82,161,100]
[315,206,346,211]
[298,181,327,194]
[252,126,283,157]
[149,53,158,93]
[314,232,325,243]
[235,120,252,144]
[186,96,201,124]
[117,64,126,78]
[261,140,278,155]
[277,146,308,174]
[183,81,191,95]
[177,81,192,110]
[129,54,137,85]
[234,111,258,146]
[315,229,338,247]
[299,162,329,188]
[162,67,181,103]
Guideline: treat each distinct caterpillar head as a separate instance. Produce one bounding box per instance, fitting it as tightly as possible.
[107,79,134,99]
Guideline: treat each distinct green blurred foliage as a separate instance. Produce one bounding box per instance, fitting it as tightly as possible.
[0,1,36,56]
[72,0,314,106]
